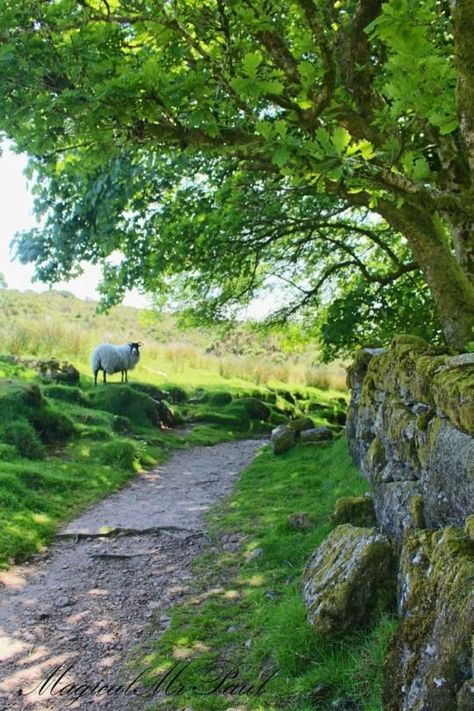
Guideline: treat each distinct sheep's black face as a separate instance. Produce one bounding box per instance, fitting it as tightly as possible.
[128,342,142,357]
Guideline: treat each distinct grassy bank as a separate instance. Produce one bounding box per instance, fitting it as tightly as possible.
[128,437,396,711]
[0,351,346,569]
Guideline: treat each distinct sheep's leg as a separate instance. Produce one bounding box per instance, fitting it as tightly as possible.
[125,370,128,383]
[103,370,107,384]
[94,369,99,386]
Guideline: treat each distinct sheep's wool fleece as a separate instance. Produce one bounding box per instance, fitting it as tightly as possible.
[92,344,139,374]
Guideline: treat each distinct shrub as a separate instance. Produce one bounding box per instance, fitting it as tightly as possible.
[0,443,19,460]
[96,439,138,470]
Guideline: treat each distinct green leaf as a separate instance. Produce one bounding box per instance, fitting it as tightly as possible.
[242,51,262,77]
[332,127,351,155]
[272,145,291,167]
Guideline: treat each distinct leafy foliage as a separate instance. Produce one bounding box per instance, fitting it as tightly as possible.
[1,0,474,349]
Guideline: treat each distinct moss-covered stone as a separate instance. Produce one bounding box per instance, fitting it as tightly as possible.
[383,527,474,711]
[287,512,315,531]
[300,426,333,445]
[290,416,315,434]
[348,339,474,534]
[465,515,474,539]
[331,496,377,527]
[366,437,386,477]
[302,524,396,635]
[37,358,80,385]
[271,424,295,455]
[346,348,379,392]
[409,495,426,529]
[432,362,474,436]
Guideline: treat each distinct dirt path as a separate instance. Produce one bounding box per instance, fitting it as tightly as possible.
[0,439,263,710]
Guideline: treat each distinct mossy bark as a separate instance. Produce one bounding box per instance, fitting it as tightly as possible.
[380,203,474,350]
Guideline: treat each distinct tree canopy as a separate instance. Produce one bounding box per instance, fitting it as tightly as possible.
[0,0,473,351]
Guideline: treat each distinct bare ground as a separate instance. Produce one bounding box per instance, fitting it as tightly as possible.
[0,439,264,710]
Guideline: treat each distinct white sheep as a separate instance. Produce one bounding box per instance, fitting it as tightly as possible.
[91,342,142,385]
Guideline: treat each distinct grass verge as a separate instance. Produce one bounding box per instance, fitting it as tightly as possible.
[130,437,397,711]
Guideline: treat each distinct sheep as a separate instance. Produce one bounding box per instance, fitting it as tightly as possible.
[92,342,142,386]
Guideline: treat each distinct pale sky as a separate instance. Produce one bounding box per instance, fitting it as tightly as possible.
[0,142,149,308]
[0,142,277,318]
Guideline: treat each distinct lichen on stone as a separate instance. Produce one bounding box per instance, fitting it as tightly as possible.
[383,527,474,711]
[302,524,396,636]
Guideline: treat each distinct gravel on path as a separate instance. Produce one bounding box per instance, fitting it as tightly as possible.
[0,439,264,710]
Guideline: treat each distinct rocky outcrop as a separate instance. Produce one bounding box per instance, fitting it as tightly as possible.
[302,524,395,635]
[347,336,474,539]
[2,355,80,385]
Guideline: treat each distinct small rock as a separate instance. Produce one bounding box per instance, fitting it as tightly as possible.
[55,596,74,608]
[300,427,333,444]
[271,425,295,455]
[331,496,376,527]
[290,416,314,434]
[287,512,315,530]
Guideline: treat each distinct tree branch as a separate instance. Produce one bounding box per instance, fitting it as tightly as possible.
[294,0,336,122]
[452,0,474,182]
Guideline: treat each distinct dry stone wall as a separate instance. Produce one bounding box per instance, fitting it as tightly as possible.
[346,335,474,540]
[343,335,474,710]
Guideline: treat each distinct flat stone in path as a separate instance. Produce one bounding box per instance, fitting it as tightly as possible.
[0,439,263,711]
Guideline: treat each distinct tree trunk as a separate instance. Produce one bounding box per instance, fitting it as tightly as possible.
[380,202,474,350]
[444,214,474,284]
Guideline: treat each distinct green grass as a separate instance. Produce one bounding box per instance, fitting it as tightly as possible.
[0,303,394,709]
[128,438,397,711]
[1,360,339,567]
[0,288,348,391]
